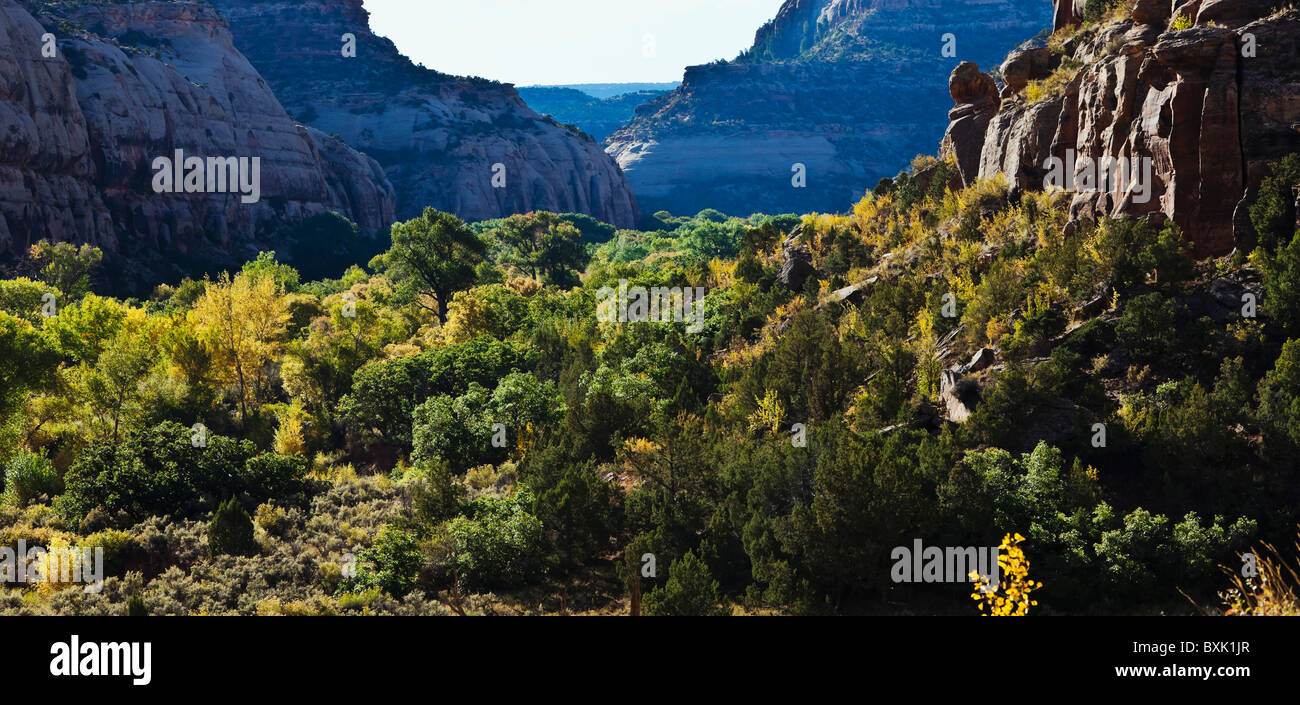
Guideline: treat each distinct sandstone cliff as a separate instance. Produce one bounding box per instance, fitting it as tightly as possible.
[208,0,639,229]
[606,0,1052,217]
[945,0,1299,256]
[0,0,396,287]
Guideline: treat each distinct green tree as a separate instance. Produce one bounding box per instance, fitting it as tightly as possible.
[1,450,61,509]
[0,312,60,421]
[643,551,728,616]
[443,489,547,590]
[490,212,589,288]
[1249,153,1300,253]
[208,497,258,556]
[84,329,156,445]
[240,251,301,293]
[375,208,487,322]
[28,239,103,299]
[345,525,424,598]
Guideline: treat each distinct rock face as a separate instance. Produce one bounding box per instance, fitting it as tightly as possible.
[944,62,1003,186]
[606,0,1052,217]
[208,0,638,229]
[947,4,1300,257]
[0,0,396,287]
[777,244,818,291]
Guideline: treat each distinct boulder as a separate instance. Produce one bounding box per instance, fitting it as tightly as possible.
[1001,47,1053,94]
[1132,0,1173,26]
[1198,0,1286,28]
[824,277,878,307]
[960,348,997,375]
[940,370,980,423]
[950,62,999,107]
[777,246,818,291]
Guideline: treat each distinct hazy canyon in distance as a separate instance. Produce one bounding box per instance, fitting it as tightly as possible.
[605,0,1053,218]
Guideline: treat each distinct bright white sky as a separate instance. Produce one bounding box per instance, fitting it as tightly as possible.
[363,0,787,86]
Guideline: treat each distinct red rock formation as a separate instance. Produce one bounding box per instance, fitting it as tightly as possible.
[943,62,1001,188]
[945,5,1300,257]
[1053,0,1083,32]
[0,0,396,281]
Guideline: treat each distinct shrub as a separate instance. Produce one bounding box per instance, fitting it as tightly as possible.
[1,450,60,509]
[1116,293,1180,364]
[443,489,546,590]
[343,525,423,598]
[58,423,306,525]
[643,551,729,616]
[208,498,258,557]
[1249,154,1300,253]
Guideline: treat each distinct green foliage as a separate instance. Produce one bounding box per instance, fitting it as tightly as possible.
[643,551,728,616]
[339,336,530,452]
[343,525,423,598]
[0,312,60,419]
[1116,293,1180,364]
[372,207,487,321]
[208,497,258,557]
[240,251,301,292]
[58,422,307,525]
[1256,233,1300,335]
[1258,340,1300,465]
[0,278,58,324]
[27,239,103,299]
[484,212,590,288]
[1,450,61,509]
[126,593,149,616]
[442,488,546,590]
[1249,154,1300,253]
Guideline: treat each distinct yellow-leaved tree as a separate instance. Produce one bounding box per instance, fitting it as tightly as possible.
[191,271,290,425]
[970,533,1043,616]
[273,399,309,456]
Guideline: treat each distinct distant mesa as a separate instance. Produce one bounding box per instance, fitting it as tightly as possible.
[604,0,1053,218]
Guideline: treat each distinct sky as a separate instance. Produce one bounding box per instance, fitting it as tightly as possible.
[363,0,787,86]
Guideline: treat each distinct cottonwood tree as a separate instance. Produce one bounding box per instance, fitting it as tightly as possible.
[374,208,487,322]
[83,328,155,446]
[190,271,290,426]
[28,240,103,300]
[490,212,589,288]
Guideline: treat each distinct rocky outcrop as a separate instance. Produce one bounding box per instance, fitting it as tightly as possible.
[0,0,395,287]
[208,0,638,228]
[606,0,1051,217]
[1053,0,1084,32]
[1000,47,1053,98]
[777,243,818,291]
[946,4,1300,257]
[943,62,1002,187]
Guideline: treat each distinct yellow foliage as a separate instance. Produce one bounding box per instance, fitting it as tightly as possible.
[273,399,308,456]
[747,388,786,436]
[1222,537,1300,616]
[190,271,290,423]
[707,258,736,289]
[505,277,542,297]
[971,533,1043,616]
